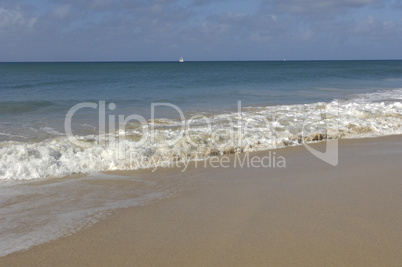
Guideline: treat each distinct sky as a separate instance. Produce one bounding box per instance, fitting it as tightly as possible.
[0,0,401,61]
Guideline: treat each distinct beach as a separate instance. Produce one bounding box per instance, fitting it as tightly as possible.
[1,61,401,265]
[1,0,402,264]
[1,135,401,266]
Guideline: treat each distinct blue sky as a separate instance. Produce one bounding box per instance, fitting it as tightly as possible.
[0,0,401,61]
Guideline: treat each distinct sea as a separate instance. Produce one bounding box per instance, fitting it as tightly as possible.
[0,60,401,256]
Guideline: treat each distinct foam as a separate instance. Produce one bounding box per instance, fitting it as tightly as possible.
[0,173,172,256]
[39,127,63,136]
[0,89,401,180]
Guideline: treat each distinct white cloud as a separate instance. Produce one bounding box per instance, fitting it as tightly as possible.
[0,0,401,61]
[0,6,37,29]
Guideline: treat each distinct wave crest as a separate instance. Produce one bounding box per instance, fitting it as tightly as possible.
[1,90,401,180]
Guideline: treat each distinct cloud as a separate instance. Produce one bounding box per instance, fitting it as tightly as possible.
[0,0,401,61]
[49,0,115,10]
[351,14,401,40]
[0,5,37,30]
[262,0,386,16]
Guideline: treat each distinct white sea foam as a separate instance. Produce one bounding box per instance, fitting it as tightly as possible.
[353,88,402,102]
[0,89,401,181]
[40,127,63,136]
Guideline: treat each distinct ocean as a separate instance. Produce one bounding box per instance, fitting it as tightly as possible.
[0,60,402,255]
[1,60,402,179]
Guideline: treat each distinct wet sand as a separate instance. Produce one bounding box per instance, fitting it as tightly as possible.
[1,136,402,266]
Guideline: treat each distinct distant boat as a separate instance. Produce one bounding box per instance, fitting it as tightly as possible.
[179,57,184,63]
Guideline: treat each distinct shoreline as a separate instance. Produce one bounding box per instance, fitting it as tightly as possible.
[1,135,401,266]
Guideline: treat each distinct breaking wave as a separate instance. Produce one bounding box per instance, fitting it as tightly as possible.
[1,89,401,180]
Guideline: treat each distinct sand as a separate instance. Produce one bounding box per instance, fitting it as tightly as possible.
[1,136,401,266]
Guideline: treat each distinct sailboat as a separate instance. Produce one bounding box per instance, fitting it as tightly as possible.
[179,56,184,63]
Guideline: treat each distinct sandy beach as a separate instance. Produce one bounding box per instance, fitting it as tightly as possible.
[1,135,401,266]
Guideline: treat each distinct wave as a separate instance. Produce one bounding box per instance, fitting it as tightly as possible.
[0,101,56,114]
[0,89,401,180]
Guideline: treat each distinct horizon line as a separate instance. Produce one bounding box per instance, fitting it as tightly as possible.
[1,59,401,63]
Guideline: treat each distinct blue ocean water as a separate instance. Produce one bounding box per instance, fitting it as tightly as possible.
[0,60,402,256]
[0,60,401,180]
[1,60,402,142]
